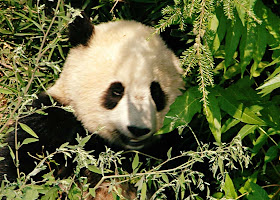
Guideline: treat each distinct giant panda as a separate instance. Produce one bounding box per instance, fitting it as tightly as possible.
[0,14,184,199]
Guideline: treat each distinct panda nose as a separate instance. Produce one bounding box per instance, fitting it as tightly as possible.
[127,126,151,137]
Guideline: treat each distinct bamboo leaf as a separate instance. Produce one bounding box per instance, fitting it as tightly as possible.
[257,73,280,96]
[237,124,258,139]
[221,118,240,133]
[239,23,256,75]
[19,123,39,138]
[8,146,15,161]
[162,173,169,183]
[217,89,266,125]
[140,182,147,200]
[247,182,269,200]
[205,92,221,144]
[212,7,227,53]
[87,165,102,174]
[132,153,139,171]
[225,17,243,68]
[264,145,279,163]
[252,133,268,157]
[222,174,237,199]
[251,23,268,76]
[157,87,201,134]
[22,138,39,145]
[0,88,13,94]
[13,11,44,32]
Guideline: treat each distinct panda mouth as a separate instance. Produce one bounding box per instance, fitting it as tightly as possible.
[119,134,150,149]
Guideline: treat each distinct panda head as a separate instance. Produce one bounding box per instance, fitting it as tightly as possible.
[47,14,184,149]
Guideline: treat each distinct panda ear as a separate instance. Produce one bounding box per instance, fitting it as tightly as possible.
[68,12,94,47]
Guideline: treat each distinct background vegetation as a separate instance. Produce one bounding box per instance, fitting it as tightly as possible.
[0,0,279,199]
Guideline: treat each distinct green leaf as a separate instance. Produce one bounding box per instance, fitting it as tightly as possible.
[22,138,39,145]
[23,187,39,200]
[205,92,221,144]
[222,174,237,199]
[79,135,91,147]
[13,11,43,32]
[87,165,102,174]
[225,17,243,68]
[68,183,82,200]
[132,153,139,171]
[19,123,38,138]
[8,146,15,161]
[217,89,266,125]
[264,145,279,163]
[212,192,224,199]
[162,173,169,183]
[59,142,69,149]
[0,88,13,94]
[252,133,268,157]
[259,0,280,44]
[247,182,269,200]
[239,172,258,194]
[237,124,258,139]
[251,23,268,77]
[212,7,227,53]
[41,187,59,200]
[179,173,186,199]
[140,182,147,200]
[239,23,256,75]
[257,73,280,96]
[89,188,96,198]
[157,87,201,134]
[221,118,240,133]
[167,147,172,159]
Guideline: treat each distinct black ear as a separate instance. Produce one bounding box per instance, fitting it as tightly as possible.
[68,12,94,47]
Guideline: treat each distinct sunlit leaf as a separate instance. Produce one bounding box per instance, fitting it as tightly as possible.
[157,87,201,134]
[222,174,237,199]
[257,73,280,96]
[237,124,258,139]
[217,89,266,125]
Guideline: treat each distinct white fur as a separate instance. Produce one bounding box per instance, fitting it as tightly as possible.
[47,20,183,149]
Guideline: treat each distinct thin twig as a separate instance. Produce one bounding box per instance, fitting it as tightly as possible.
[0,0,61,134]
[0,62,13,70]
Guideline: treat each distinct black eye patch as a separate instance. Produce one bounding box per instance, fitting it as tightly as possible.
[150,81,167,111]
[102,82,124,110]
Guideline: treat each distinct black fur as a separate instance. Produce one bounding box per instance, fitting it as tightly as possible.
[0,95,86,181]
[150,81,167,111]
[101,82,125,110]
[0,94,118,183]
[68,12,94,47]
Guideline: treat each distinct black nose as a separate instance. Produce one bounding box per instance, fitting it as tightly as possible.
[127,126,151,137]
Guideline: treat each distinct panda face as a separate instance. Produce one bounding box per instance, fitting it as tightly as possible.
[100,80,166,149]
[47,20,183,149]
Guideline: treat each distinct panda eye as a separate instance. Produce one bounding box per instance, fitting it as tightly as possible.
[111,84,124,97]
[102,82,124,110]
[150,81,167,111]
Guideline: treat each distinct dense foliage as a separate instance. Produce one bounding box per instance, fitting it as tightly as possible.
[0,0,279,199]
